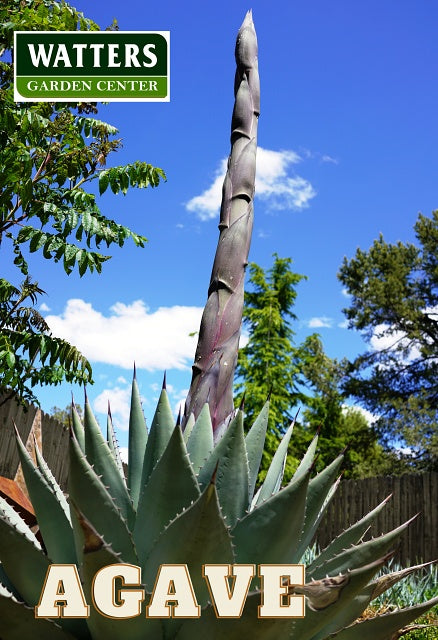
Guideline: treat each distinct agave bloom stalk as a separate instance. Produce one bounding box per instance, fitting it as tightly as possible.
[183,10,260,436]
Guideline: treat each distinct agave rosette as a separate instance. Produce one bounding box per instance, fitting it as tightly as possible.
[0,374,436,639]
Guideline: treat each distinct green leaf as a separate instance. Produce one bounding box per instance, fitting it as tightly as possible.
[292,430,319,483]
[289,558,388,640]
[106,410,125,481]
[34,440,71,523]
[71,402,85,452]
[326,597,438,640]
[78,513,159,640]
[134,425,200,568]
[294,453,344,561]
[68,433,136,563]
[232,469,310,575]
[186,403,214,475]
[83,397,135,529]
[0,511,50,606]
[139,386,175,488]
[127,373,148,509]
[197,411,250,526]
[244,399,269,500]
[175,592,291,640]
[143,482,234,608]
[15,429,76,564]
[307,495,392,578]
[309,516,418,581]
[0,593,76,640]
[256,416,296,505]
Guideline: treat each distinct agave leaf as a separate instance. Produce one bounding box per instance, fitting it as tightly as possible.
[83,397,135,529]
[183,412,195,444]
[77,511,161,640]
[292,430,319,483]
[0,511,50,606]
[307,495,392,576]
[289,557,387,640]
[310,561,436,640]
[294,454,344,561]
[256,416,296,505]
[369,561,437,601]
[0,495,40,548]
[0,562,21,599]
[143,481,234,608]
[186,403,214,475]
[15,429,76,564]
[134,425,200,568]
[68,432,137,564]
[198,411,250,526]
[232,470,310,574]
[140,386,175,488]
[34,437,71,523]
[175,591,291,640]
[106,408,125,481]
[71,401,85,452]
[326,596,438,640]
[0,592,76,640]
[244,399,269,500]
[127,372,148,509]
[309,516,417,581]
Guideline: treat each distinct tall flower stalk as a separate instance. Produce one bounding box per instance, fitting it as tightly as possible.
[183,10,260,436]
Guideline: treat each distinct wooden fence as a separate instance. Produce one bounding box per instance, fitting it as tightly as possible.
[315,473,438,565]
[0,393,69,489]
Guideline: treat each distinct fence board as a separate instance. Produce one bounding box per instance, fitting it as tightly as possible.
[316,473,438,565]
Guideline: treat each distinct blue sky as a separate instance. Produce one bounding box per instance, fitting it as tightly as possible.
[9,0,438,450]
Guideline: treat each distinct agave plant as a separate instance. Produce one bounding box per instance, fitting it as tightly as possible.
[0,9,436,640]
[0,378,436,640]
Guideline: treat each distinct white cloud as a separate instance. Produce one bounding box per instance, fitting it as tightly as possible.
[119,447,128,464]
[46,299,203,371]
[341,288,351,298]
[338,320,349,329]
[308,316,333,329]
[342,404,379,426]
[370,324,422,361]
[40,302,51,312]
[369,306,437,364]
[93,385,132,431]
[186,147,316,220]
[321,154,338,165]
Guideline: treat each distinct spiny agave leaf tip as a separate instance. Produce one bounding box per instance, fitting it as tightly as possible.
[133,361,137,379]
[176,407,182,427]
[162,371,167,390]
[239,392,246,411]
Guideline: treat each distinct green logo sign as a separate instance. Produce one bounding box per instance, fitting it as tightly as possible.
[14,31,169,102]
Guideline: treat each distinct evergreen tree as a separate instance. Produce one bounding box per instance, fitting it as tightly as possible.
[236,255,397,481]
[235,254,307,479]
[299,334,395,478]
[338,211,438,471]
